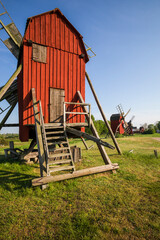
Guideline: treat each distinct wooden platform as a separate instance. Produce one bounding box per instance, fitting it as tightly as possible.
[25,122,89,128]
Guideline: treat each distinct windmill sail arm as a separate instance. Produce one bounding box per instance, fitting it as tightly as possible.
[0,1,22,58]
[0,100,17,130]
[0,64,22,101]
[124,108,131,118]
[0,20,21,47]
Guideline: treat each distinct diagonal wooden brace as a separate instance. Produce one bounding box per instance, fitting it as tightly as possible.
[66,126,115,150]
[85,72,122,155]
[77,91,112,165]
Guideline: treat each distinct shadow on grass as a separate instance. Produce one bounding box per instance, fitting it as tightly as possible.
[0,154,38,191]
[0,169,37,191]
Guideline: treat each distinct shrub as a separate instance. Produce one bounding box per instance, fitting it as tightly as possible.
[143,128,155,134]
[0,138,8,145]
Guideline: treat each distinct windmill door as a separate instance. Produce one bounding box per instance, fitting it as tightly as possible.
[50,88,65,123]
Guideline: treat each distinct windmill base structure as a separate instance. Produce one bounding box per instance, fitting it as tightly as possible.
[0,4,121,187]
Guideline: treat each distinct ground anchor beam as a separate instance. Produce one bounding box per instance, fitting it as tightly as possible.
[32,164,119,186]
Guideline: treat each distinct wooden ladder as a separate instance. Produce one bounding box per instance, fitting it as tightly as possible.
[44,124,75,175]
[32,88,75,177]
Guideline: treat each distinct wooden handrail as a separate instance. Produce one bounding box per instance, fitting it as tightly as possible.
[63,102,91,127]
[31,88,47,177]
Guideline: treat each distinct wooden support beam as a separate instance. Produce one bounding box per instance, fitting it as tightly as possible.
[77,91,112,165]
[85,72,122,155]
[9,141,14,157]
[0,100,17,130]
[3,123,19,127]
[66,127,115,149]
[20,139,37,160]
[31,88,46,177]
[0,64,22,101]
[81,137,89,150]
[32,164,119,186]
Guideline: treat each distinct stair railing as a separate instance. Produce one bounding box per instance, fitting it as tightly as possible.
[38,100,49,172]
[63,102,91,129]
[32,88,48,176]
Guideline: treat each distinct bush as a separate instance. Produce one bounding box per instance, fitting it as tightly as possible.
[143,128,155,134]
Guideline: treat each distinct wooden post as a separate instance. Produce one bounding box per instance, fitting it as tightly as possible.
[154,150,158,158]
[85,72,122,155]
[9,141,14,157]
[4,149,8,158]
[81,137,89,150]
[77,91,112,165]
[70,146,81,162]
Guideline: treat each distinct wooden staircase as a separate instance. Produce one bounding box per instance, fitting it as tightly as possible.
[32,88,75,177]
[44,124,75,175]
[31,88,120,187]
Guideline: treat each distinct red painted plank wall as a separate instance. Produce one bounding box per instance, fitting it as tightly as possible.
[111,119,124,135]
[18,9,88,141]
[24,11,85,57]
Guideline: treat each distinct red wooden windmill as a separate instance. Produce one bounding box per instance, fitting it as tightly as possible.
[0,1,121,187]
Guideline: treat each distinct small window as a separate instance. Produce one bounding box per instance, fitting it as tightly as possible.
[32,43,47,63]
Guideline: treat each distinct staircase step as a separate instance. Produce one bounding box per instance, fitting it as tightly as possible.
[46,136,66,140]
[48,159,72,165]
[49,152,71,158]
[49,147,70,152]
[44,124,64,129]
[46,131,64,135]
[47,141,68,146]
[49,165,75,173]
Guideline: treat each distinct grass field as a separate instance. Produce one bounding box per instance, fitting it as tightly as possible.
[0,134,160,240]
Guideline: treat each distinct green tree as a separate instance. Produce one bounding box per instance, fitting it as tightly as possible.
[144,124,155,134]
[156,121,160,131]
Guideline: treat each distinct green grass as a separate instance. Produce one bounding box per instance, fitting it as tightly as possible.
[0,135,160,239]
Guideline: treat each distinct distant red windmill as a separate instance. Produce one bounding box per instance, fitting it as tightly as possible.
[111,104,134,135]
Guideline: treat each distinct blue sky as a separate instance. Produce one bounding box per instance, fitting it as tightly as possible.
[0,0,160,133]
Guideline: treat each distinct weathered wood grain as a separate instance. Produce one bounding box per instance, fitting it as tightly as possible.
[32,164,119,186]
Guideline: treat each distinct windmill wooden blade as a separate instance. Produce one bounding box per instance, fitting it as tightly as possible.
[130,115,135,123]
[0,64,22,101]
[124,108,131,118]
[0,1,22,109]
[123,118,128,129]
[116,104,127,128]
[0,64,22,130]
[115,119,123,136]
[116,104,124,117]
[116,104,132,131]
[0,0,22,59]
[0,79,18,105]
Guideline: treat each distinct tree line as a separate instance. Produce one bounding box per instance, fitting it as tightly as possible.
[85,115,110,136]
[143,122,160,134]
[85,115,160,136]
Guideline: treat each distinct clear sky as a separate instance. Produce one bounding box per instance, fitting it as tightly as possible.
[0,0,160,133]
